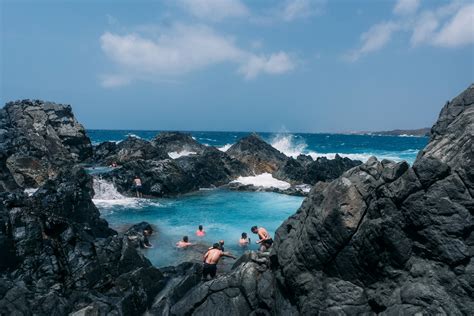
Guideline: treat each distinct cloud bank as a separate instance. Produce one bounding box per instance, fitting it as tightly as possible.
[100,24,295,87]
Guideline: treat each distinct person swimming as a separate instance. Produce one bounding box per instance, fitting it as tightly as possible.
[176,235,193,248]
[239,232,250,247]
[251,226,273,251]
[196,225,206,237]
[202,243,236,280]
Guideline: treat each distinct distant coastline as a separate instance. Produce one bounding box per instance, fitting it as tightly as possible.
[350,127,430,137]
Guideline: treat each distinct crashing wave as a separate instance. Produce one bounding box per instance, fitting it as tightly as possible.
[231,173,291,190]
[218,144,233,152]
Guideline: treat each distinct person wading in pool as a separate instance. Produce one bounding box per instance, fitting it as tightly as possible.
[239,232,250,247]
[176,236,193,248]
[202,243,236,280]
[251,226,273,251]
[196,225,206,237]
[133,176,143,198]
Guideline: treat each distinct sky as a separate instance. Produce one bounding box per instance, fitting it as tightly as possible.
[1,0,473,132]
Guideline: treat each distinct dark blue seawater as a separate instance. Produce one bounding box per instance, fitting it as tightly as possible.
[87,129,428,164]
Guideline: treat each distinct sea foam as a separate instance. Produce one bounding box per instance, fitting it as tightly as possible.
[92,178,160,209]
[231,173,291,190]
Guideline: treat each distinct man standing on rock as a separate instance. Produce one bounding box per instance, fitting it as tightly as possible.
[133,176,143,198]
[202,243,236,280]
[251,226,273,251]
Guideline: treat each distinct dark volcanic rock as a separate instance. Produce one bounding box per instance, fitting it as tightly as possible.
[151,131,208,155]
[102,159,198,197]
[0,167,167,315]
[270,85,474,314]
[227,133,289,174]
[115,136,169,163]
[275,154,362,185]
[0,100,92,189]
[92,141,117,164]
[174,147,251,188]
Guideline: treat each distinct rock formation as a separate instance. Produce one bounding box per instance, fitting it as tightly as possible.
[226,133,289,174]
[275,154,362,185]
[0,100,92,190]
[151,131,208,155]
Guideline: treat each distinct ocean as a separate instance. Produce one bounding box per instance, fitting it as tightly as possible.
[88,129,428,267]
[88,129,428,164]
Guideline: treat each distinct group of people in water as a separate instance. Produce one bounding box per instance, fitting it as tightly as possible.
[175,224,273,280]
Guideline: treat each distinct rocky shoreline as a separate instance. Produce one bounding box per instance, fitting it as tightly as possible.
[0,84,472,315]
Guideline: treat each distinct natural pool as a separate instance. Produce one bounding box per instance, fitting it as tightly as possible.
[95,186,305,267]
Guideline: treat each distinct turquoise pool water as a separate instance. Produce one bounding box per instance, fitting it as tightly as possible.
[97,189,304,267]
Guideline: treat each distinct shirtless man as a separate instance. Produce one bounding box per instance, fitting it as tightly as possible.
[176,236,193,248]
[133,176,142,198]
[202,243,236,280]
[251,226,273,251]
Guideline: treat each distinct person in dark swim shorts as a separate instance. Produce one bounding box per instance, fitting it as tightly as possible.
[133,176,142,198]
[202,243,236,280]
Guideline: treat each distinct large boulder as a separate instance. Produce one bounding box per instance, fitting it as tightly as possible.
[275,154,362,185]
[227,133,289,174]
[151,131,208,155]
[174,147,251,188]
[0,100,92,189]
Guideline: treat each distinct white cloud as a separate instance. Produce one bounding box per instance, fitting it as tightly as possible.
[411,12,439,46]
[176,0,249,21]
[347,0,473,61]
[100,24,294,86]
[239,52,295,79]
[433,4,474,47]
[345,22,400,61]
[280,0,326,22]
[393,0,421,15]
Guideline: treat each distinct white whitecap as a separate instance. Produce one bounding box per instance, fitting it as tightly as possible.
[231,173,291,190]
[168,151,197,159]
[92,178,160,209]
[218,144,233,152]
[270,133,307,158]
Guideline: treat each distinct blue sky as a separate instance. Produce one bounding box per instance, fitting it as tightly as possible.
[1,0,473,132]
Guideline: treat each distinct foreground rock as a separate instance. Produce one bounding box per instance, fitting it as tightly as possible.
[0,100,92,190]
[270,85,474,314]
[0,168,168,315]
